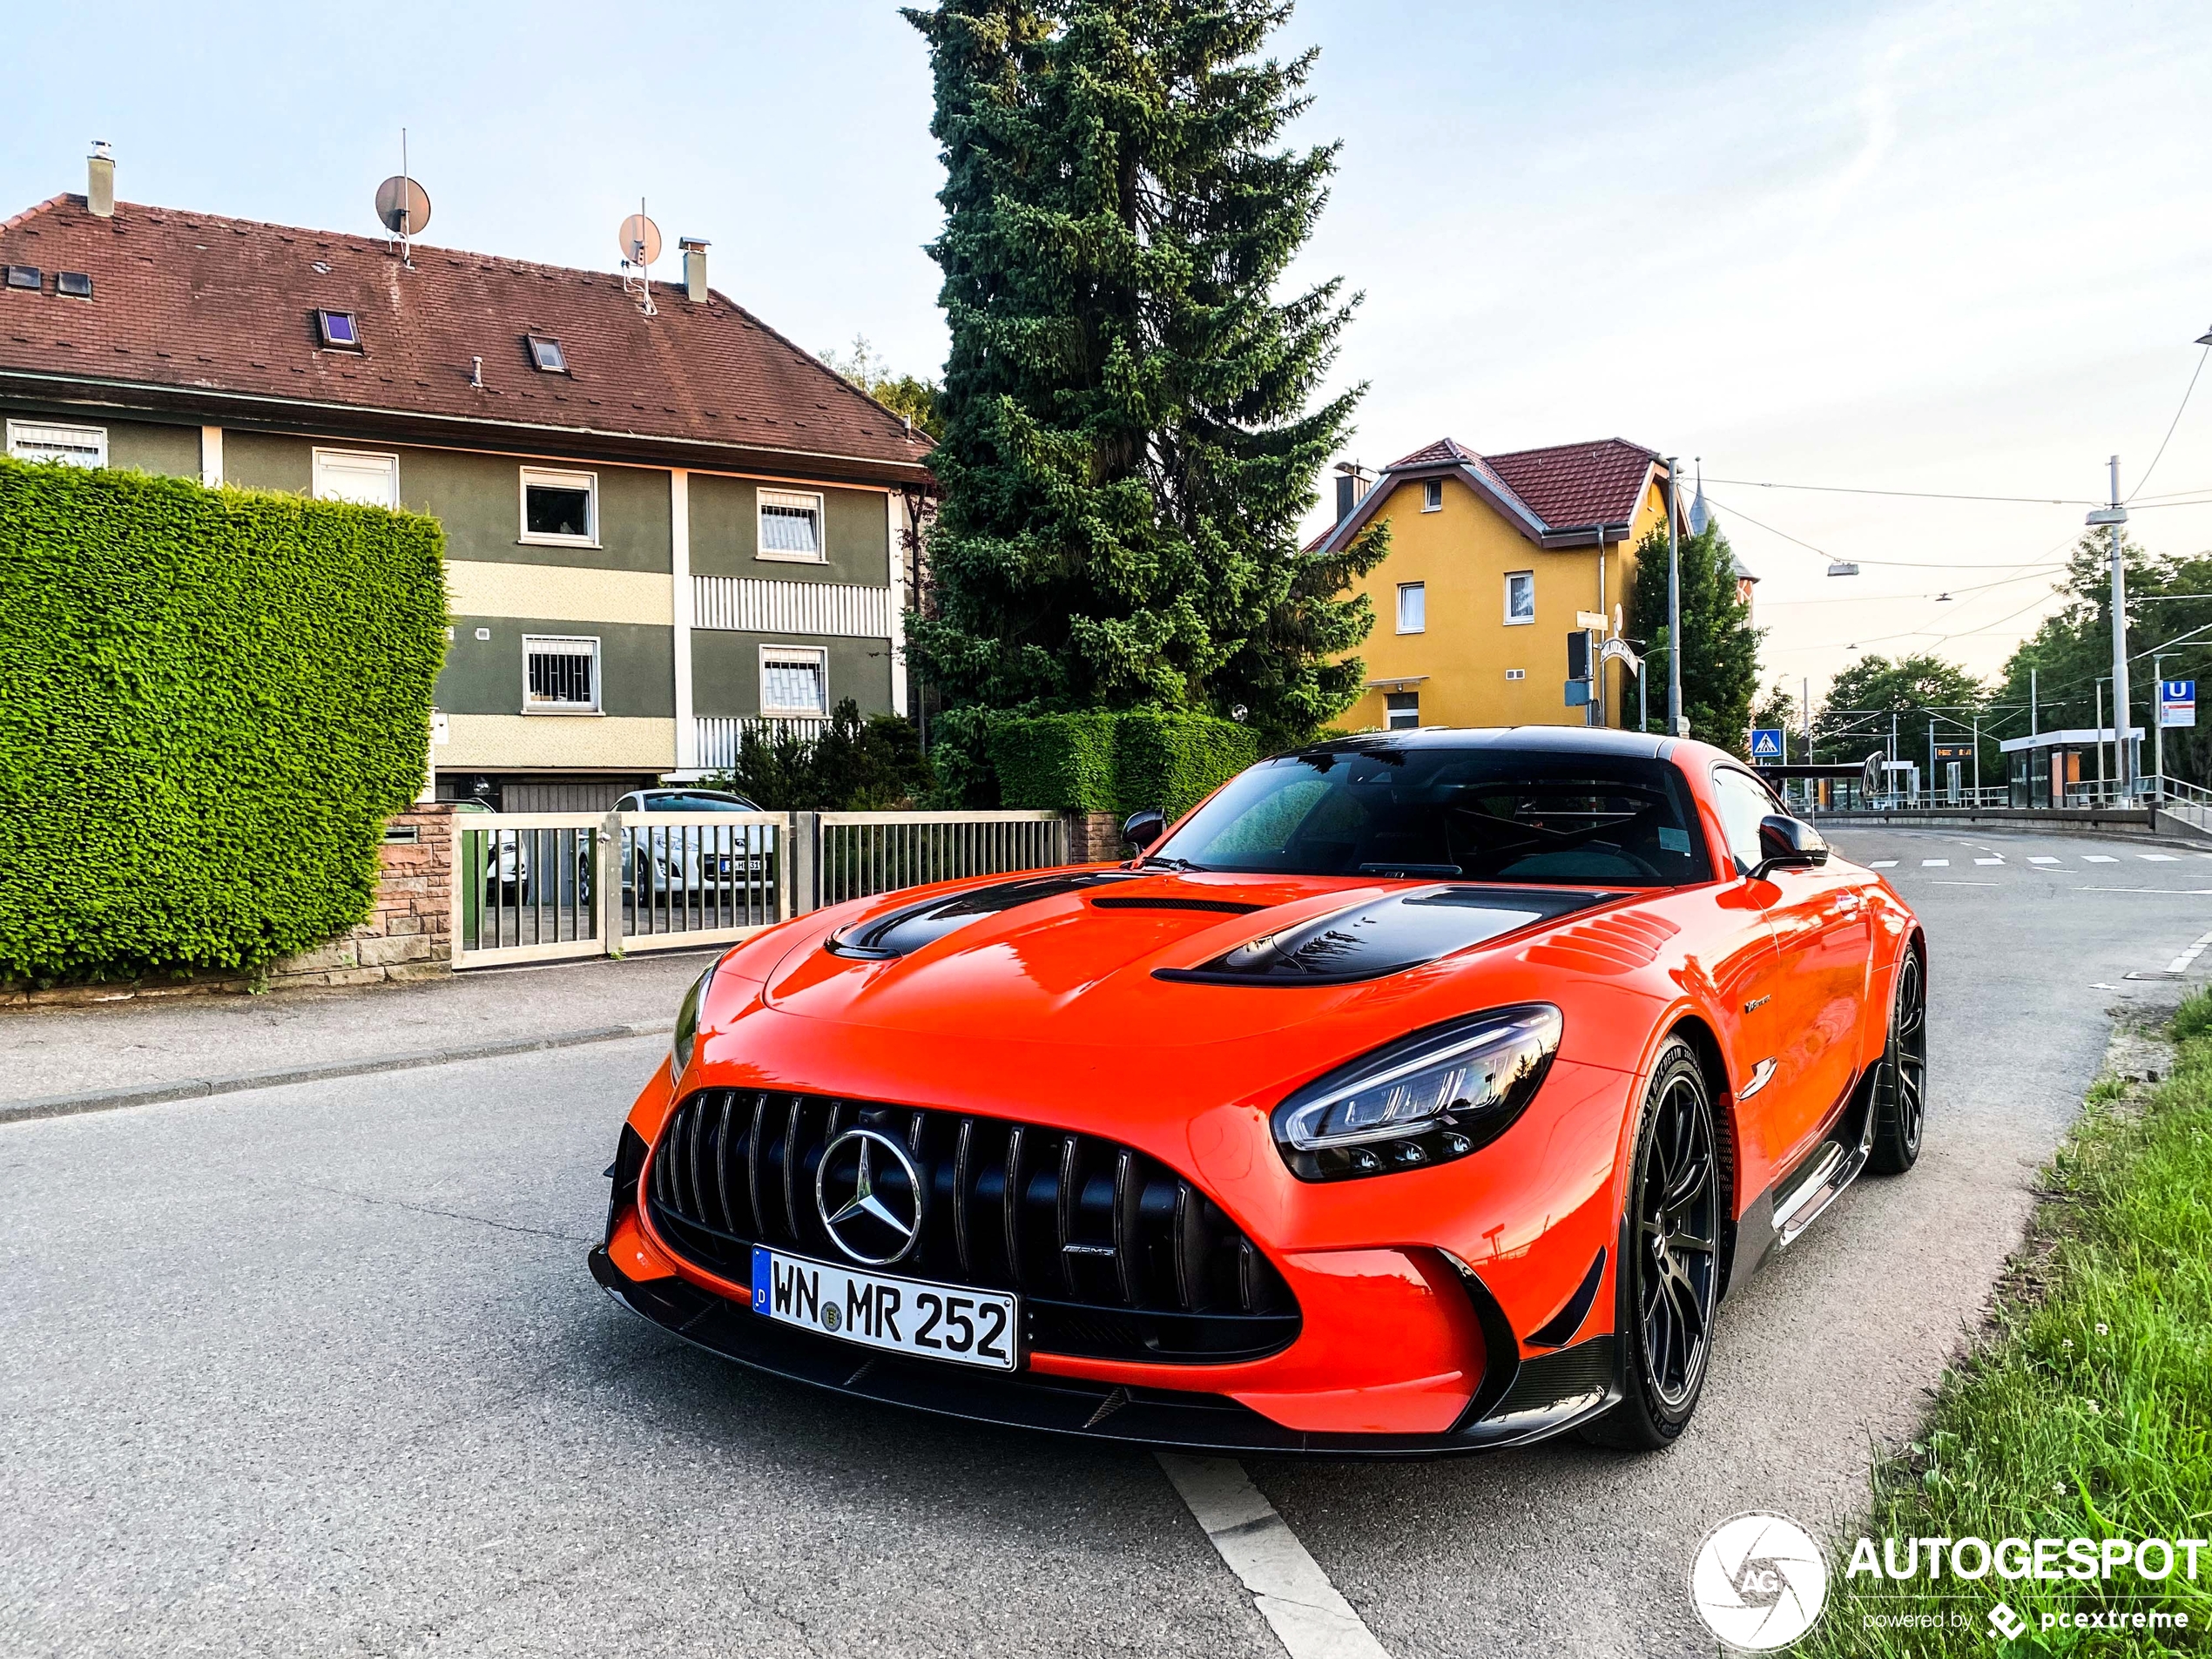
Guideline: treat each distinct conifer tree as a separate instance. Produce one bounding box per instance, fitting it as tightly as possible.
[905,0,1386,744]
[1624,520,1764,752]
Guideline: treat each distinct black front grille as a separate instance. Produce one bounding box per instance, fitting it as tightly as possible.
[644,1090,1301,1365]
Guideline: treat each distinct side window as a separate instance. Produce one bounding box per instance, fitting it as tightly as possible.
[1711,768,1779,875]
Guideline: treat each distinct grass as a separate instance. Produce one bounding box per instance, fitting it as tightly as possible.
[1800,993,2212,1656]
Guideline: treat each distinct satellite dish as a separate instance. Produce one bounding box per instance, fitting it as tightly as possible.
[618,212,663,267]
[375,175,432,236]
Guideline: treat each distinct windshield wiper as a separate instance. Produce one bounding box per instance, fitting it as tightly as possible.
[1357,862,1464,878]
[1137,855,1209,873]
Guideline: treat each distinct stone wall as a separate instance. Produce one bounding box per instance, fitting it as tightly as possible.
[1063,811,1128,865]
[272,804,455,987]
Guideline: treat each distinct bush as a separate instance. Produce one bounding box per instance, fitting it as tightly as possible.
[707,698,930,811]
[1113,711,1261,819]
[0,459,447,982]
[980,709,1258,818]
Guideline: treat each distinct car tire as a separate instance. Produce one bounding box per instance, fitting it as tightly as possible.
[1867,945,1927,1176]
[1581,1037,1721,1452]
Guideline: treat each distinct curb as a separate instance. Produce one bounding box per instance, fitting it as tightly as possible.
[0,1021,678,1129]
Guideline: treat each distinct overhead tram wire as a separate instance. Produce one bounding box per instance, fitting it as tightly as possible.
[1697,491,2071,572]
[1703,477,2100,506]
[2128,341,2210,502]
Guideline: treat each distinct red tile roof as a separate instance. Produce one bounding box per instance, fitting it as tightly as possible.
[1484,437,1660,530]
[1313,435,1671,556]
[0,194,933,481]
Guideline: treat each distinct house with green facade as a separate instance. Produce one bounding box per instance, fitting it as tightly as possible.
[0,149,932,809]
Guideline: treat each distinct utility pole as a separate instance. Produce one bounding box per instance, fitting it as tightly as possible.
[2094,679,2106,786]
[2154,651,2167,797]
[1927,718,1936,799]
[2029,667,2038,736]
[2087,456,2133,796]
[1665,456,1683,736]
[1972,712,1980,795]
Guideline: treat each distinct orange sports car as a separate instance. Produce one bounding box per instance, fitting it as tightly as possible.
[590,728,1925,1453]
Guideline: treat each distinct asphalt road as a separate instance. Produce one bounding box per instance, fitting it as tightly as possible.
[3,823,2203,1659]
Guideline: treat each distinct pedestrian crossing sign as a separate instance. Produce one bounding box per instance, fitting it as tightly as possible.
[1750,727,1784,761]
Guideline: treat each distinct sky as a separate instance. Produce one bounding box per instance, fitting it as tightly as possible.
[5,0,2210,710]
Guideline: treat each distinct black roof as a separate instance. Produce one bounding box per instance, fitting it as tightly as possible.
[1294,725,1710,761]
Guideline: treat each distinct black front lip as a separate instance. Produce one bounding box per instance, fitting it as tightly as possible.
[589,1244,1618,1458]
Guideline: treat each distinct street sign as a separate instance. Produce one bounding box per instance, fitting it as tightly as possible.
[2161,679,2195,729]
[1749,728,1784,762]
[1932,742,1973,762]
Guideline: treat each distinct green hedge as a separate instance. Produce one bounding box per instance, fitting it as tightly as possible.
[0,458,448,981]
[983,710,1259,819]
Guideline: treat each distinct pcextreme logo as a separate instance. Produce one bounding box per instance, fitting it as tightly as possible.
[1689,1513,1830,1650]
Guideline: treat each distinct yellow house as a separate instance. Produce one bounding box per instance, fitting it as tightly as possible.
[1315,437,1685,733]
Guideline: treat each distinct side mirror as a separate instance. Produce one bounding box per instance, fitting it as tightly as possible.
[1123,808,1167,854]
[1753,813,1828,878]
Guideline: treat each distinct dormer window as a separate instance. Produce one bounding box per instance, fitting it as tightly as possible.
[314,309,362,351]
[55,272,92,300]
[525,334,569,374]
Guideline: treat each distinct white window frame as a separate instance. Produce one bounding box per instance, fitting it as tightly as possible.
[522,634,602,715]
[1395,581,1426,634]
[1504,570,1536,626]
[6,419,106,467]
[1505,668,1526,681]
[1421,478,1443,512]
[759,644,830,718]
[519,467,599,548]
[757,488,827,564]
[1384,691,1420,731]
[311,446,399,507]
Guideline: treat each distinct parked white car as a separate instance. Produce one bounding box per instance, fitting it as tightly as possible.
[615,789,769,896]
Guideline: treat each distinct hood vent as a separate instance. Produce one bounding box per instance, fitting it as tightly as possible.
[1155,886,1615,988]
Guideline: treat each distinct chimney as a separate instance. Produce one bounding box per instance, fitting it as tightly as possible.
[678,236,710,303]
[1335,472,1363,522]
[86,141,114,218]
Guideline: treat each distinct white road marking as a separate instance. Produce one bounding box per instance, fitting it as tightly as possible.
[1921,859,1950,867]
[2079,887,2212,896]
[1870,860,1898,868]
[2027,857,2060,865]
[2083,855,2119,863]
[2141,853,2181,862]
[1974,858,2005,865]
[1158,1454,1393,1659]
[2168,929,2212,974]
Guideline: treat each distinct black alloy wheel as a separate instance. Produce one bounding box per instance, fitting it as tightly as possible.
[1869,946,1927,1175]
[1584,1038,1720,1450]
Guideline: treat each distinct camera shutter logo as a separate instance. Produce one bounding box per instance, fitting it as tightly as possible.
[1689,1513,1828,1650]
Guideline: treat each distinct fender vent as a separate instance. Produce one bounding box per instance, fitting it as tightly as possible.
[1521,911,1680,974]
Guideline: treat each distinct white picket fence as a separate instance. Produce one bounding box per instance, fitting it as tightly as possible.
[453,807,1068,969]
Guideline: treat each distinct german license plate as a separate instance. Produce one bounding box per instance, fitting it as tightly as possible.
[750,1245,1019,1372]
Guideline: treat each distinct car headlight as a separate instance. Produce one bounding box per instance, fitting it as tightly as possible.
[671,961,716,1076]
[1271,1004,1562,1182]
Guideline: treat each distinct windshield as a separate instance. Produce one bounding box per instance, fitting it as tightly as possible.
[1151,747,1715,887]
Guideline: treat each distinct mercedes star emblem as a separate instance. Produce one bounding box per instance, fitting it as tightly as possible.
[814,1127,924,1266]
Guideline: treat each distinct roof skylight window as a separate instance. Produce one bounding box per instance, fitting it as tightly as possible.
[526,334,568,374]
[314,309,363,351]
[55,271,92,300]
[4,266,40,291]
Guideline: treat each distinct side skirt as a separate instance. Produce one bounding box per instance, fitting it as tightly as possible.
[1728,1064,1878,1289]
